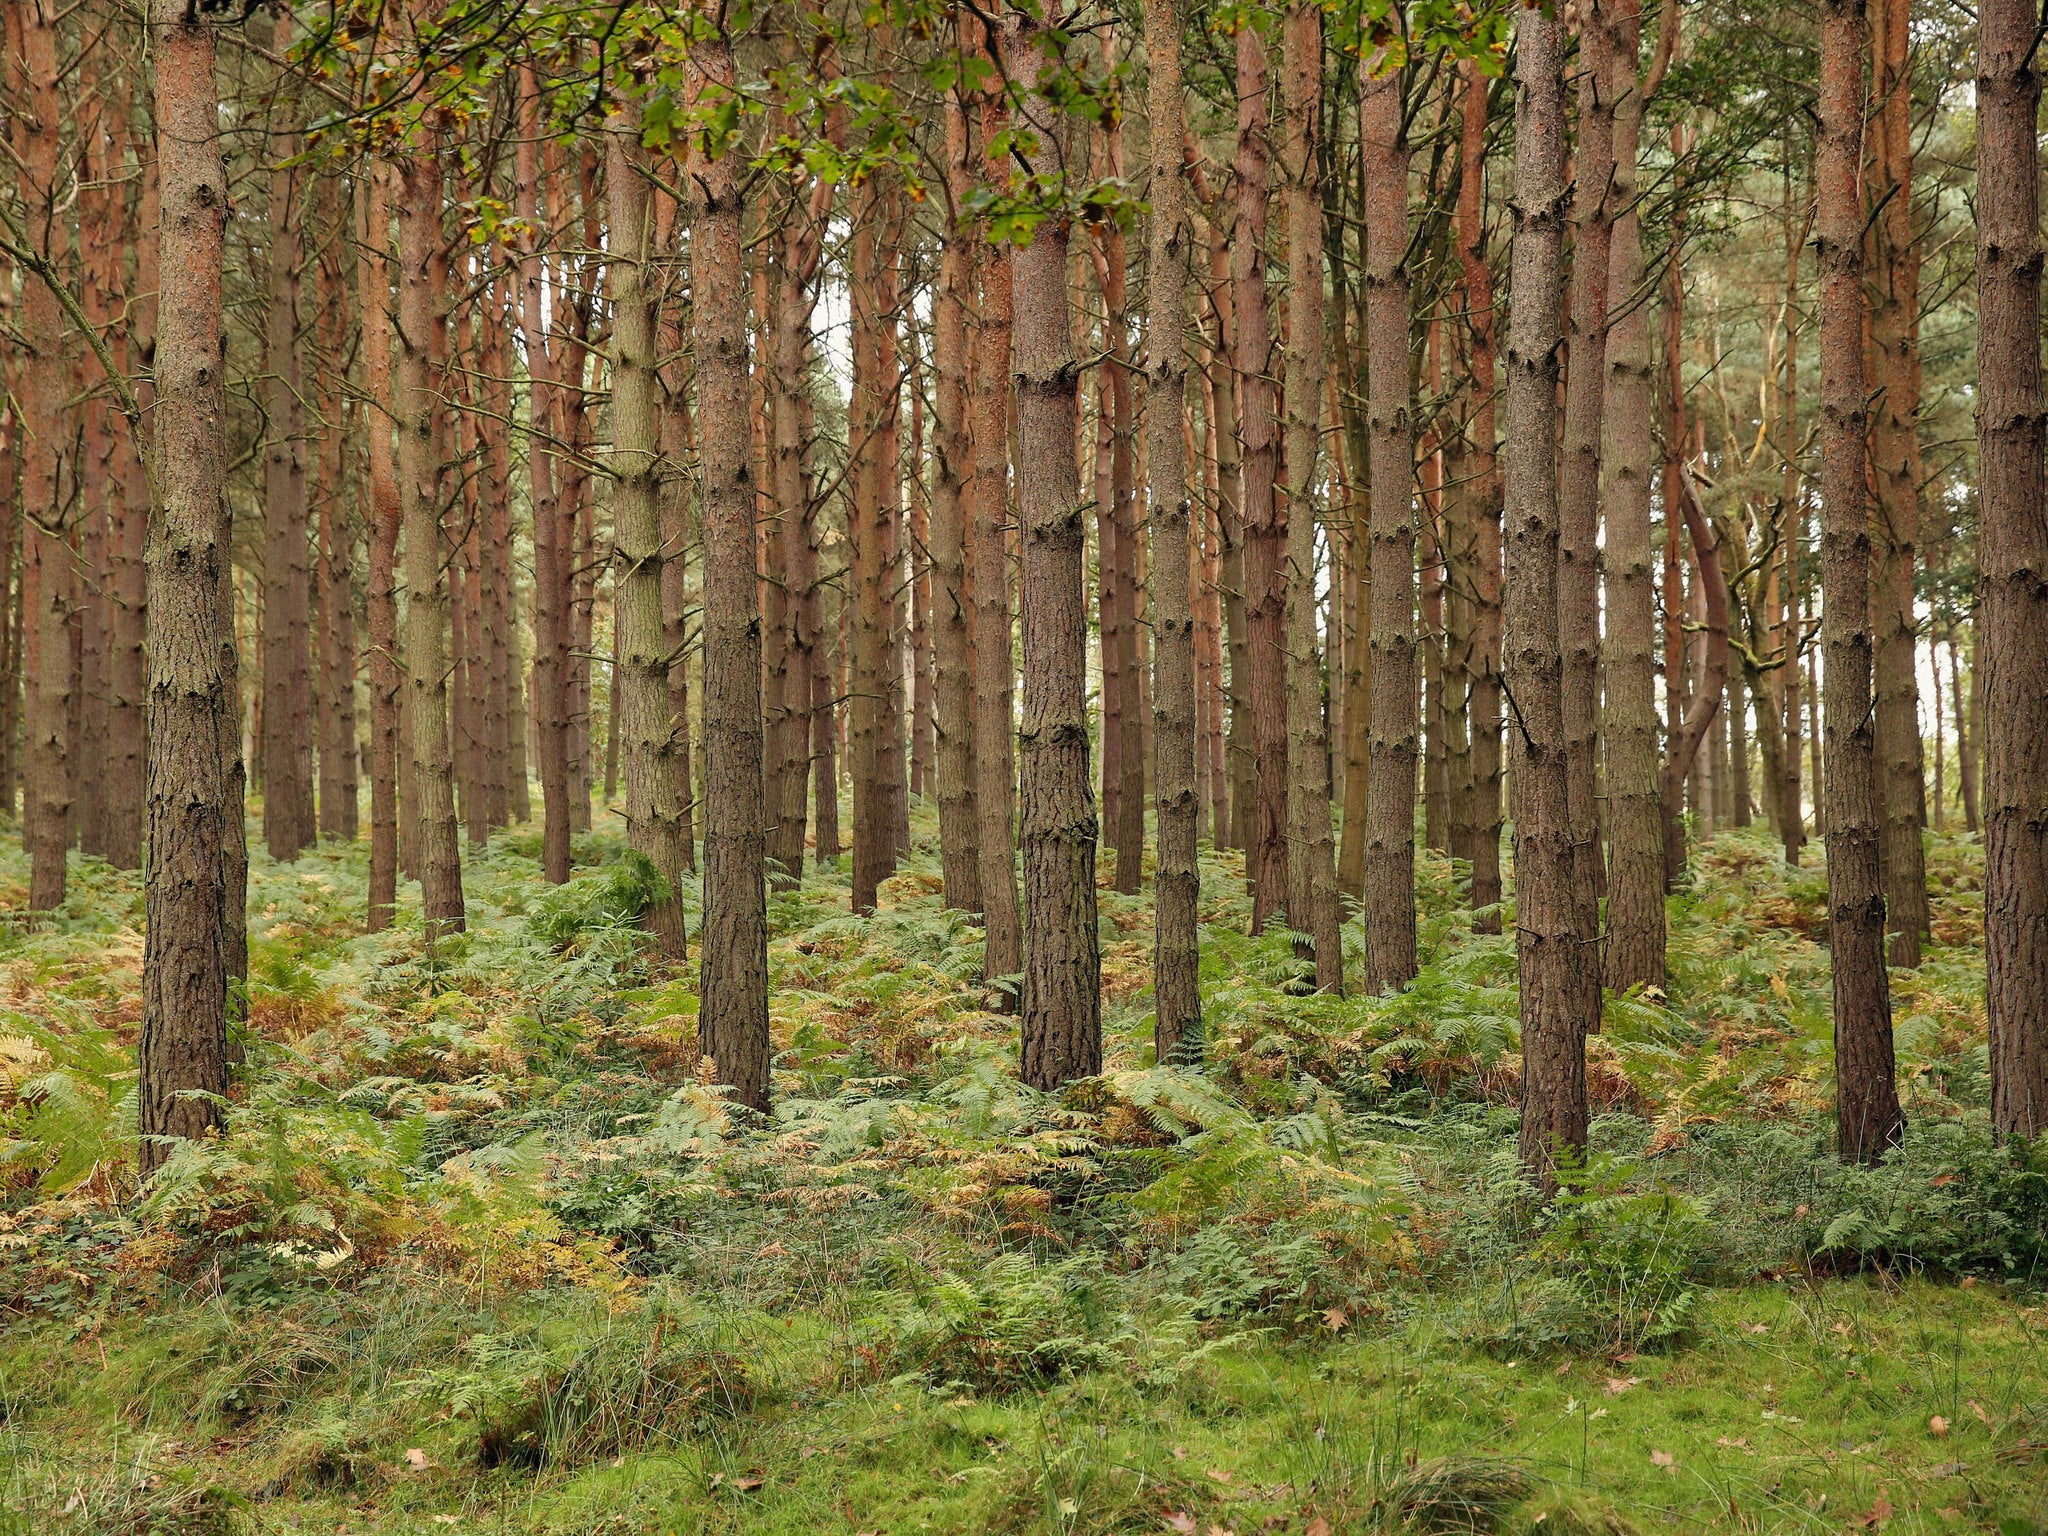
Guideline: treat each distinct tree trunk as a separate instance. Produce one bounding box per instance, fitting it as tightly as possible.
[315,174,359,844]
[1779,181,1808,864]
[261,7,315,864]
[1145,0,1200,1057]
[1009,15,1102,1088]
[1561,0,1614,952]
[1458,59,1505,932]
[690,32,771,1113]
[608,114,689,958]
[1869,0,1929,967]
[849,177,897,915]
[397,131,464,937]
[1951,631,1978,833]
[1283,2,1342,993]
[933,54,982,913]
[1978,0,2048,1140]
[1360,35,1417,991]
[970,62,1021,999]
[1817,0,1902,1162]
[359,164,402,930]
[140,0,234,1172]
[1235,25,1288,933]
[106,118,154,869]
[1505,0,1591,1188]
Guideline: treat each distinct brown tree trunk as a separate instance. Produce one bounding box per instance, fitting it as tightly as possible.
[1009,14,1102,1087]
[1561,0,1614,952]
[359,164,402,929]
[1458,59,1505,931]
[1952,630,1978,833]
[690,31,771,1112]
[1284,2,1341,992]
[1978,0,2048,1139]
[970,61,1021,997]
[1506,0,1591,1187]
[933,52,982,912]
[1780,176,1808,864]
[140,0,234,1171]
[315,174,359,844]
[106,114,153,869]
[1869,0,1929,967]
[1360,35,1417,990]
[397,123,464,936]
[1600,0,1665,989]
[608,113,688,956]
[1235,24,1288,933]
[1660,473,1732,861]
[260,7,314,863]
[1818,0,1902,1162]
[1145,0,1200,1055]
[848,177,897,915]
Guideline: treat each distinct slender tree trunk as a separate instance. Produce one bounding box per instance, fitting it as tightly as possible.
[1506,1,1591,1188]
[1952,630,1979,833]
[1145,0,1200,1057]
[140,0,234,1171]
[261,8,314,863]
[1818,0,1902,1162]
[397,126,464,936]
[1235,25,1288,933]
[1869,0,1929,967]
[316,175,360,844]
[933,53,982,912]
[106,121,154,869]
[1283,2,1342,992]
[1008,15,1102,1088]
[849,178,896,915]
[1459,60,1505,931]
[1360,34,1417,990]
[1978,0,2048,1139]
[1097,194,1144,897]
[970,63,1021,998]
[689,34,771,1112]
[359,165,402,930]
[1561,0,1614,952]
[608,114,688,957]
[1780,180,1808,864]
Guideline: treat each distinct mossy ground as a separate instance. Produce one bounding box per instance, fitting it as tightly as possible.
[0,806,2042,1534]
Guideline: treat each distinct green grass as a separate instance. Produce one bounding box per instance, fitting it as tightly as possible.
[0,806,2043,1533]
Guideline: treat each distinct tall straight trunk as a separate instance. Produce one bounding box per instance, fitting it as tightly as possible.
[1560,0,1614,943]
[396,129,464,936]
[1145,0,1199,1057]
[1008,15,1102,1088]
[518,72,571,884]
[1808,643,1826,836]
[1283,2,1341,993]
[261,8,315,862]
[315,175,359,843]
[608,114,688,957]
[933,54,982,912]
[689,32,770,1112]
[1600,0,1664,988]
[15,0,69,913]
[76,114,116,864]
[1817,0,1902,1163]
[478,287,513,833]
[849,178,896,915]
[1359,35,1417,990]
[1235,24,1288,932]
[1731,689,1751,824]
[970,70,1021,997]
[878,239,911,861]
[1206,227,1255,859]
[1459,59,1505,930]
[907,339,936,807]
[359,165,402,929]
[1978,0,2048,1139]
[658,343,698,872]
[1661,166,1692,884]
[1952,630,1979,832]
[1097,198,1144,896]
[106,122,154,869]
[1869,0,1928,966]
[1780,180,1808,864]
[1333,286,1372,898]
[1505,1,1591,1187]
[140,0,233,1171]
[1661,473,1731,860]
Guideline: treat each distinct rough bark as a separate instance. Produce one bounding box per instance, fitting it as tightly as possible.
[1505,1,1591,1188]
[140,0,234,1171]
[1817,0,1902,1162]
[848,178,897,915]
[359,164,402,930]
[1978,0,2048,1140]
[1008,16,1102,1089]
[689,33,771,1114]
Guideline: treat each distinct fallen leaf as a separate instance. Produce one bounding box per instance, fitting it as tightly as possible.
[1306,1520,1332,1536]
[1163,1514,1198,1535]
[1969,1400,1993,1426]
[1716,1436,1751,1451]
[1930,1416,1950,1438]
[1746,1323,1770,1335]
[1206,1468,1233,1484]
[1650,1450,1677,1468]
[403,1448,430,1471]
[1556,1363,1572,1377]
[1205,1527,1236,1536]
[1322,1306,1349,1332]
[755,1241,789,1258]
[1856,1494,1894,1529]
[1171,1446,1188,1461]
[1833,1321,1852,1336]
[433,1520,460,1528]
[733,1475,765,1492]
[1604,1377,1641,1396]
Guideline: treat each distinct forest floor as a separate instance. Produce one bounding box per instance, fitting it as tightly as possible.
[0,807,2043,1535]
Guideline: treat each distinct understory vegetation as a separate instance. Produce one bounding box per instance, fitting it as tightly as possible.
[2,815,2044,1534]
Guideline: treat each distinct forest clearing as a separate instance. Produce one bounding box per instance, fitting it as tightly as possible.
[4,0,2048,1530]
